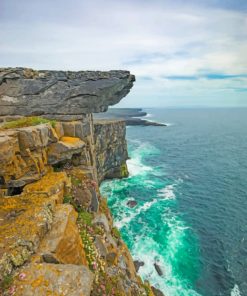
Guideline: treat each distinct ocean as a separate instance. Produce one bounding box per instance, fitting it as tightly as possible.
[100,108,247,296]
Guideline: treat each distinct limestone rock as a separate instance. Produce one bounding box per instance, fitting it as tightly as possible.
[0,68,135,117]
[47,136,86,164]
[0,193,57,279]
[23,171,70,203]
[93,213,110,232]
[94,235,107,258]
[38,204,87,265]
[94,119,129,183]
[14,263,94,296]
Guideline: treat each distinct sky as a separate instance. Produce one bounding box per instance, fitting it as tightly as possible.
[0,0,247,107]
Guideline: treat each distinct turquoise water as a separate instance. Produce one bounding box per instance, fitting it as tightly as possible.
[100,108,247,296]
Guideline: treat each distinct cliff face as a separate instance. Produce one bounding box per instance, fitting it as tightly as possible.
[94,119,129,183]
[0,68,155,296]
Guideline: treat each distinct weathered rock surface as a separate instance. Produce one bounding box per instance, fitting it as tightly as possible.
[38,204,87,265]
[94,119,129,183]
[0,68,135,117]
[14,263,94,296]
[0,194,55,278]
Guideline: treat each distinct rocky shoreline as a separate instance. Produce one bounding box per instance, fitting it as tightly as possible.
[94,108,166,126]
[0,68,164,296]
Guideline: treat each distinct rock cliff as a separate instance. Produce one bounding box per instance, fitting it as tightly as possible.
[94,119,129,183]
[0,68,135,117]
[0,68,156,296]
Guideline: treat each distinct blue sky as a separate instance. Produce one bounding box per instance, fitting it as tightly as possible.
[0,0,247,107]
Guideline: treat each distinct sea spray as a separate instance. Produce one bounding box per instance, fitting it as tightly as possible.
[101,138,201,296]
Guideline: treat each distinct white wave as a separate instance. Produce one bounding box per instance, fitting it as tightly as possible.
[115,199,157,229]
[144,113,153,118]
[131,234,201,296]
[158,184,176,200]
[231,284,242,296]
[127,156,152,176]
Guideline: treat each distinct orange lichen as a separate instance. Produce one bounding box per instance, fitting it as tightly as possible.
[60,136,81,144]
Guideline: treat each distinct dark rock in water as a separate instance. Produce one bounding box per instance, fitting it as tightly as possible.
[134,260,144,272]
[127,200,137,208]
[154,263,163,276]
[151,286,165,296]
[0,68,135,117]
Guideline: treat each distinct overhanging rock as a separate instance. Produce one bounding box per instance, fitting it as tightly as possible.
[0,68,135,117]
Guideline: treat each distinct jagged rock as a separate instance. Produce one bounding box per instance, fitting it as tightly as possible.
[14,263,94,296]
[134,260,145,272]
[94,119,129,183]
[93,213,110,232]
[38,204,87,265]
[127,200,138,208]
[154,262,163,276]
[47,136,86,164]
[0,68,135,117]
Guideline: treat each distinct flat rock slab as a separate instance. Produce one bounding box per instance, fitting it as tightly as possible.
[0,68,135,117]
[14,263,94,296]
[47,136,86,164]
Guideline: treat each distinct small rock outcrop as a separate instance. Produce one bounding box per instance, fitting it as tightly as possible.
[0,68,135,117]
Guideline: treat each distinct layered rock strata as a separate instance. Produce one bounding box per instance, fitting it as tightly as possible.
[0,68,157,295]
[0,68,135,117]
[94,119,129,183]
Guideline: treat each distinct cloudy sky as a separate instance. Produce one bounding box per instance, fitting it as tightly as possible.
[1,0,247,107]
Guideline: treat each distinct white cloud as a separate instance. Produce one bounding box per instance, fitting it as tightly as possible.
[0,0,247,106]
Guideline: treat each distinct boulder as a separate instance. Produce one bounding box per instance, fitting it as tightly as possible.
[154,262,163,276]
[38,204,87,265]
[0,68,135,117]
[14,263,94,296]
[134,260,144,272]
[127,200,138,208]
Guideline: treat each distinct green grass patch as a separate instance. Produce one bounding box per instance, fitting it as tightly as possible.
[0,275,13,292]
[1,116,56,129]
[71,176,81,186]
[63,195,72,204]
[78,211,93,226]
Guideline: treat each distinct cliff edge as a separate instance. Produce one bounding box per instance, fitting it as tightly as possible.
[0,68,159,296]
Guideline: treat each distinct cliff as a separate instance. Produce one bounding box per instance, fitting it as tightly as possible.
[94,119,129,183]
[0,68,156,296]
